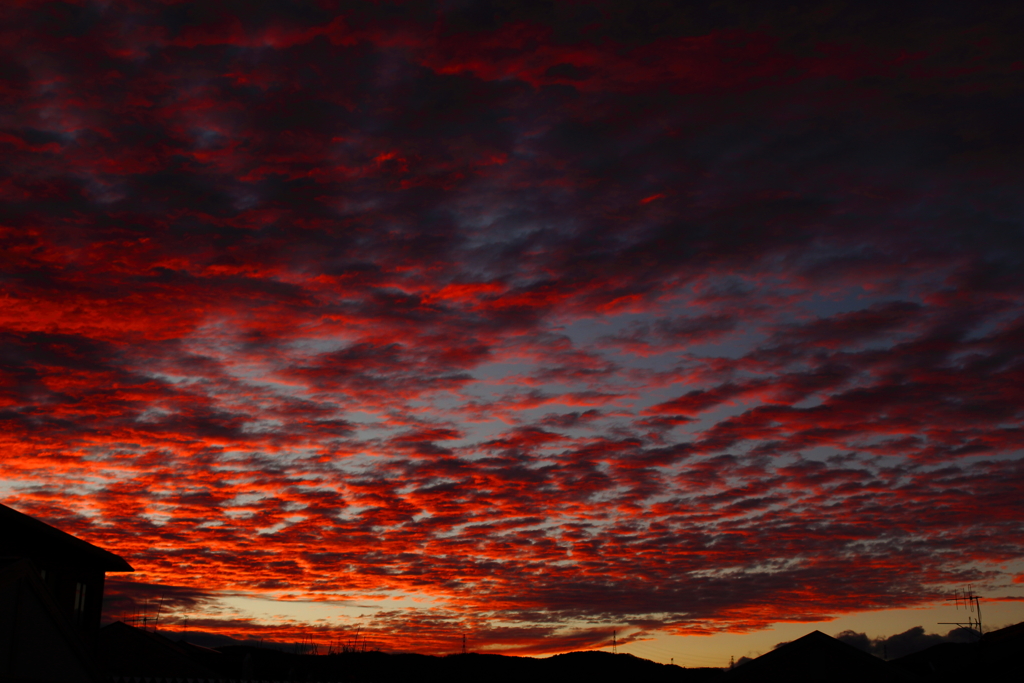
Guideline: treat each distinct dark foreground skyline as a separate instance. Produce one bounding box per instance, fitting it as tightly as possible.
[1,0,1023,664]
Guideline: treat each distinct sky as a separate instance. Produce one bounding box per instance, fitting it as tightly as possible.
[2,0,1024,667]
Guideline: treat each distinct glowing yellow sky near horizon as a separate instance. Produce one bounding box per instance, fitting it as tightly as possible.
[618,601,1024,667]
[171,588,1024,667]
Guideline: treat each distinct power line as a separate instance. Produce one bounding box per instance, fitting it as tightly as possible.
[617,638,726,666]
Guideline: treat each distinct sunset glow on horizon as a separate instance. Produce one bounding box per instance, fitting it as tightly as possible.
[2,0,1023,667]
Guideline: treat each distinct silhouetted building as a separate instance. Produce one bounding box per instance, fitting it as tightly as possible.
[891,621,1024,681]
[0,559,106,682]
[1,501,133,632]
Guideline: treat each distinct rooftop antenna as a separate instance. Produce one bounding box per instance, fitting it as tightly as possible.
[939,584,983,640]
[153,593,165,632]
[137,598,148,630]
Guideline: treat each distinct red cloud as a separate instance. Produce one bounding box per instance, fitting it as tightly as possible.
[1,0,1023,658]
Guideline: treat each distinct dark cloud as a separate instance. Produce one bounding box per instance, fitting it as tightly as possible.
[834,625,978,660]
[103,578,220,625]
[598,314,738,355]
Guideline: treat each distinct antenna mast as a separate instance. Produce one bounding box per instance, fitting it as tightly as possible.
[938,585,983,639]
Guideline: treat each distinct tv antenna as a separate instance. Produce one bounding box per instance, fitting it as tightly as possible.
[938,585,982,639]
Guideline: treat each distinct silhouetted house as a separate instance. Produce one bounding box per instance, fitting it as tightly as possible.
[1,501,133,632]
[0,559,106,682]
[724,630,919,683]
[891,620,1024,681]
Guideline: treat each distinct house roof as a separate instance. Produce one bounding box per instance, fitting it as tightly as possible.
[890,620,1024,680]
[982,619,1024,643]
[1,502,133,572]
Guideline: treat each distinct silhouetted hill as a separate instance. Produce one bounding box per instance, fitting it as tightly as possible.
[199,646,725,683]
[98,621,219,679]
[525,650,724,682]
[97,620,1024,682]
[723,630,918,683]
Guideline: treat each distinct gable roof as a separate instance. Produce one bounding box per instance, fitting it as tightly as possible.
[725,630,919,683]
[982,619,1024,643]
[1,502,133,572]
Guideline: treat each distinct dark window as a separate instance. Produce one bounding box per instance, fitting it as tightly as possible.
[74,582,87,624]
